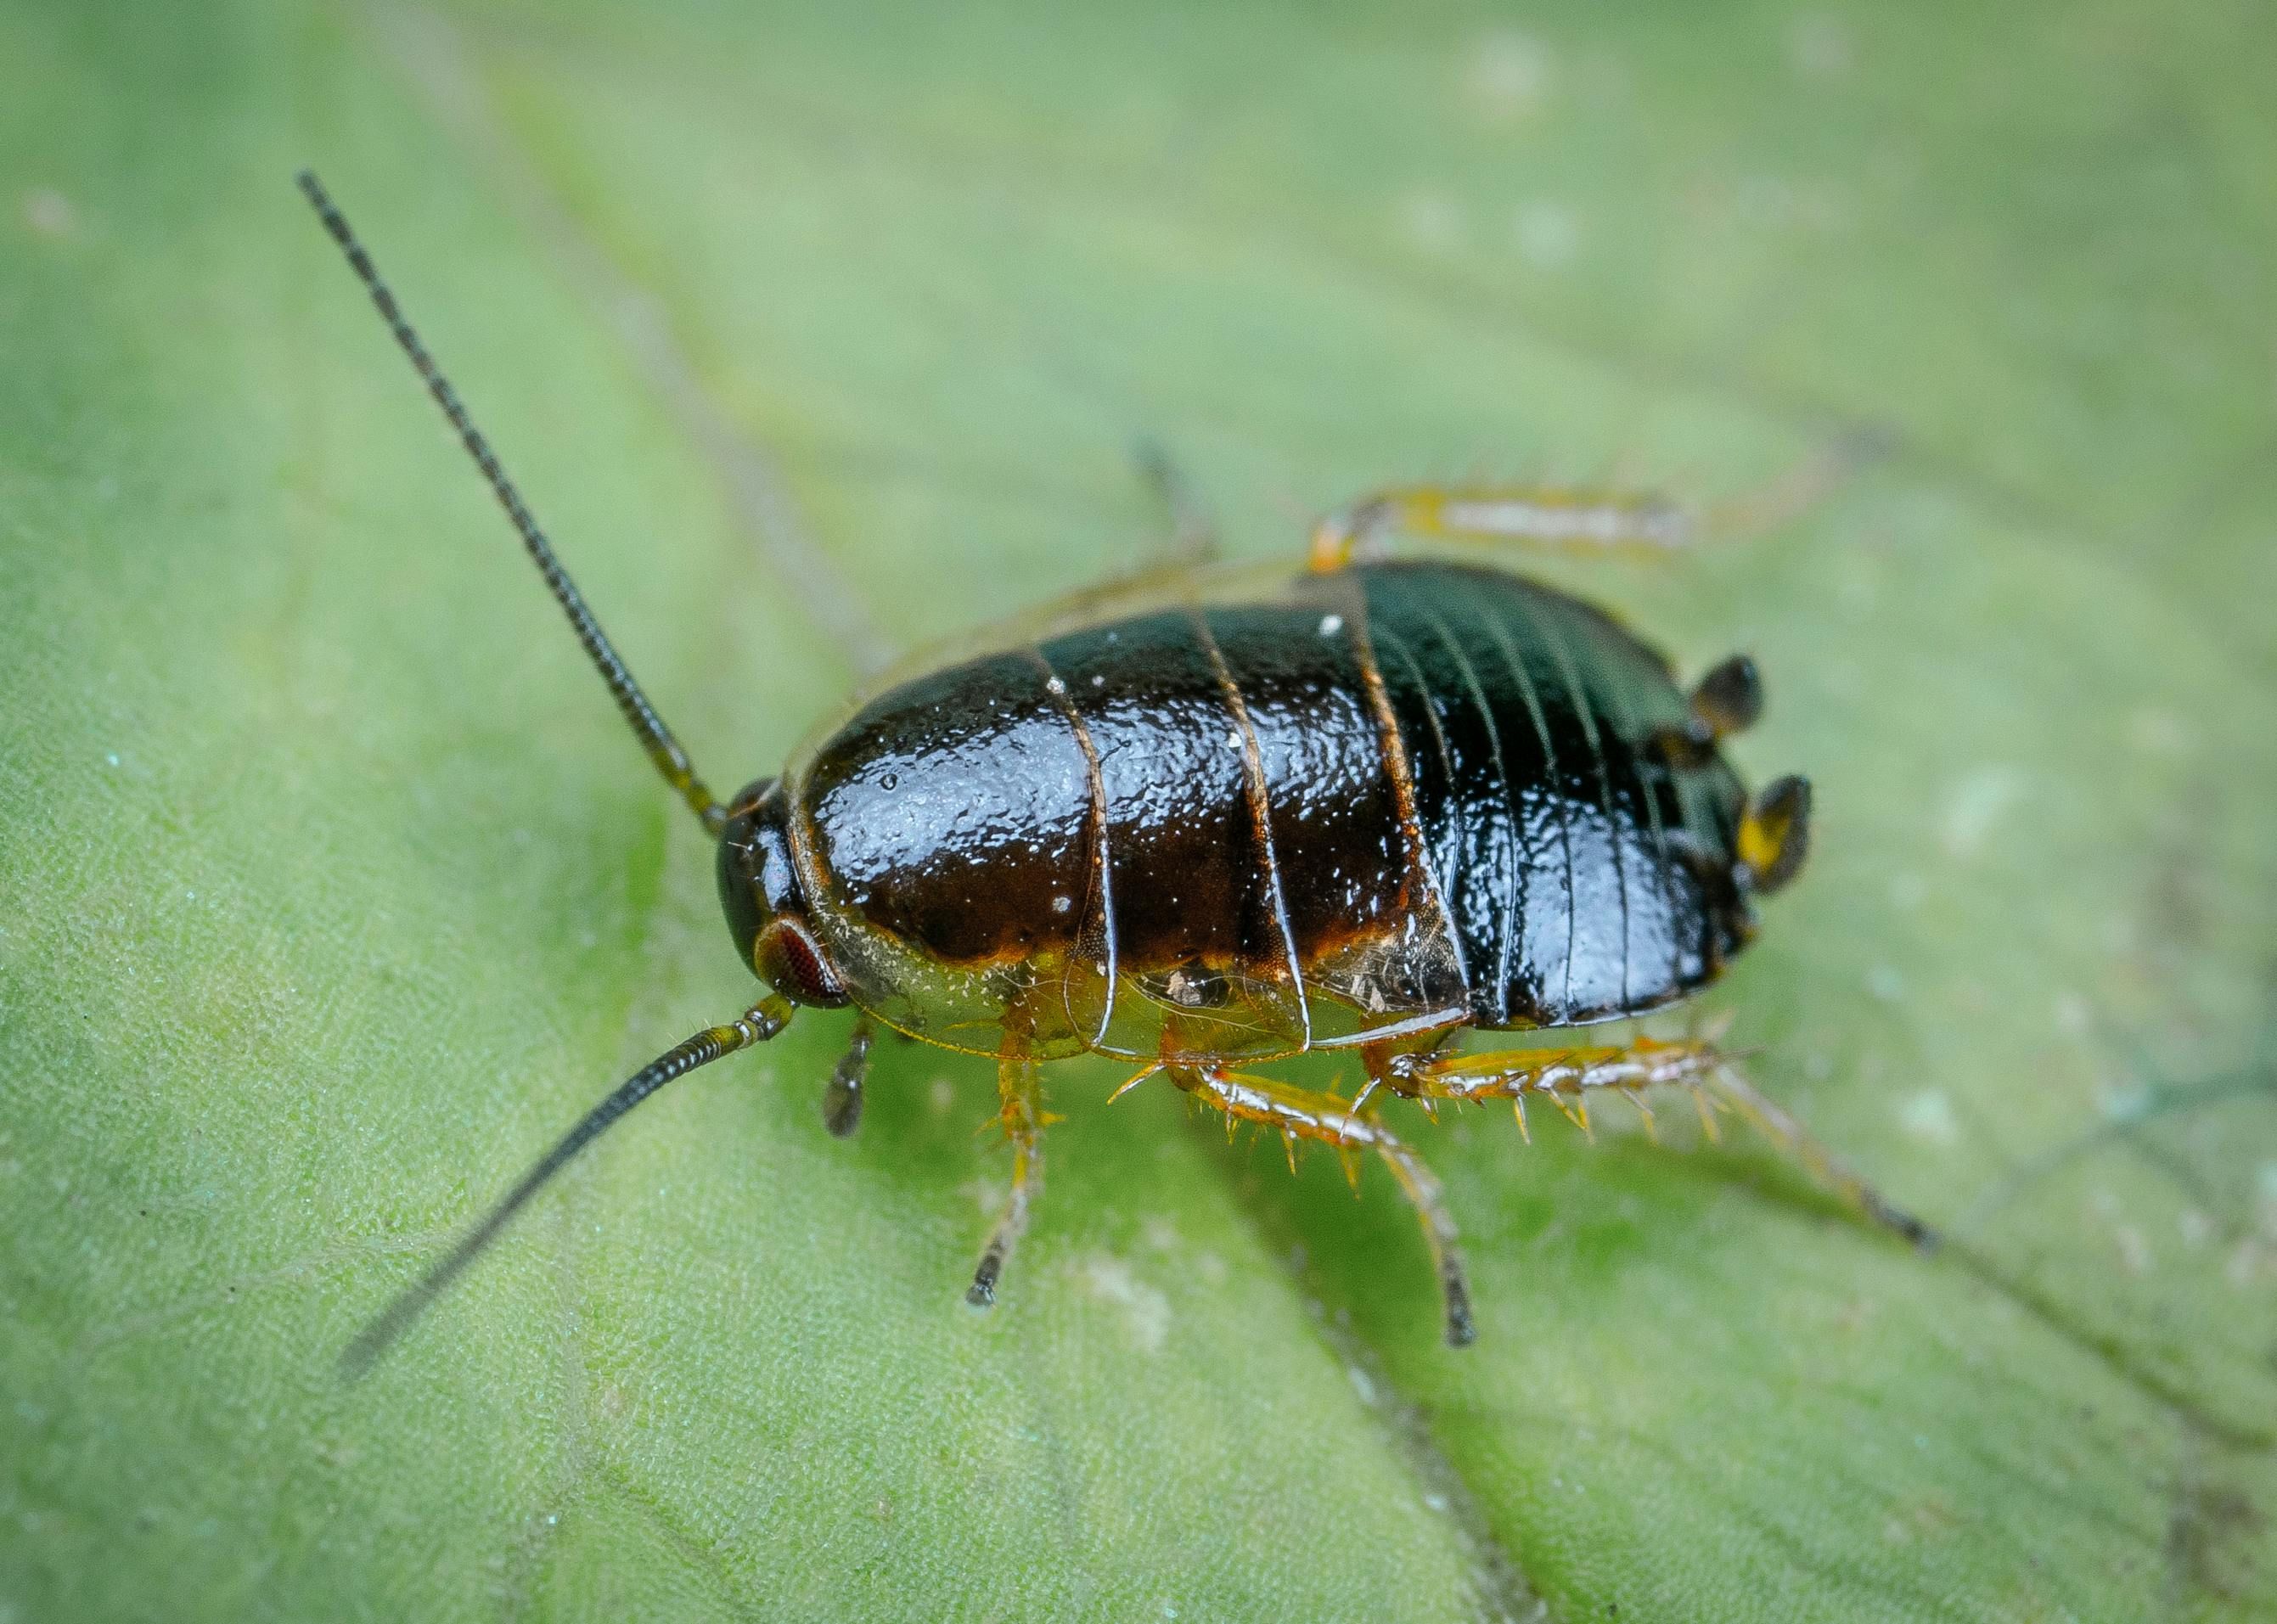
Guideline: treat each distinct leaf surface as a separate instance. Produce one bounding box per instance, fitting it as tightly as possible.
[3,2,2273,1618]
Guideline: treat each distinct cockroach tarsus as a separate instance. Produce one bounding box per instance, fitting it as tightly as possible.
[301,170,1933,1378]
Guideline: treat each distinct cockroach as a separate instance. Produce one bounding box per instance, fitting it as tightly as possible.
[301,172,1929,1374]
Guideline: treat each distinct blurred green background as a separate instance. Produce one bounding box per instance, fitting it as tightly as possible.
[3,1,2274,1618]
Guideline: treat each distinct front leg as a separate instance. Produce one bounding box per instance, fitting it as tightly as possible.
[967,1039,1048,1308]
[822,1015,875,1138]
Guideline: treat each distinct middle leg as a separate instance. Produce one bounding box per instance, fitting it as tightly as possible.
[1172,1063,1476,1346]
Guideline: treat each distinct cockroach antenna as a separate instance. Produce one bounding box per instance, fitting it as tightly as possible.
[301,171,802,1378]
[295,169,727,835]
[337,997,790,1380]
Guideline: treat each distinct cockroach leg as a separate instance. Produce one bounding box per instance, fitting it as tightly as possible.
[1392,1036,1935,1250]
[1388,1032,1729,1107]
[822,1016,874,1138]
[967,1044,1046,1308]
[1305,437,1878,573]
[1172,1064,1475,1347]
[1698,1065,1937,1250]
[1133,436,1221,565]
[1308,481,1690,571]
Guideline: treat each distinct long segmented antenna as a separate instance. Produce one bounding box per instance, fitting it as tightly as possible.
[341,995,793,1379]
[296,170,727,836]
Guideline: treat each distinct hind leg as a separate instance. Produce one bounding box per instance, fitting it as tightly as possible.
[1386,1035,1935,1248]
[1695,1065,1935,1247]
[1170,1064,1476,1346]
[1310,482,1690,571]
[1306,441,1871,573]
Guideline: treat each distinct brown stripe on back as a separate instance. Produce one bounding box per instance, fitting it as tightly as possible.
[1361,572,1528,1025]
[1037,611,1254,972]
[1024,644,1117,1045]
[1311,576,1465,984]
[1190,607,1311,1039]
[1196,597,1405,968]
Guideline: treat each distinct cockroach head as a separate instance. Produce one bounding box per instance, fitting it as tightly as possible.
[717,778,852,1008]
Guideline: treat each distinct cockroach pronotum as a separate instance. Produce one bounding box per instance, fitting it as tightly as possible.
[301,171,1930,1375]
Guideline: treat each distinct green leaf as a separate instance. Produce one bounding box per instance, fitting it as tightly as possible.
[5,1,2274,1617]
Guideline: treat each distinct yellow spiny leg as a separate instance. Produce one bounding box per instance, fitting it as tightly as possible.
[1700,1065,1936,1249]
[1304,445,1865,573]
[1391,1033,1725,1108]
[1171,1065,1475,1346]
[1308,482,1689,572]
[1389,1036,1934,1249]
[968,1042,1048,1307]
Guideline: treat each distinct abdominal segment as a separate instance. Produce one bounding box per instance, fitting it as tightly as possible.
[794,563,1744,1060]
